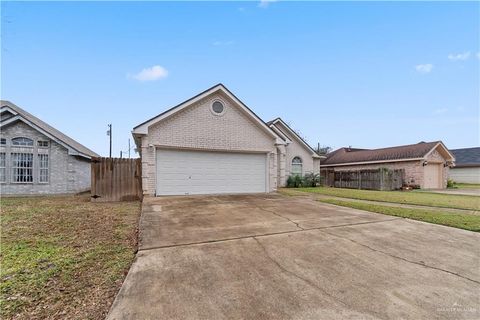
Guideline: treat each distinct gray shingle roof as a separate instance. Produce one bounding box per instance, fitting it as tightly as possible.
[1,100,99,158]
[450,147,480,168]
[323,141,443,165]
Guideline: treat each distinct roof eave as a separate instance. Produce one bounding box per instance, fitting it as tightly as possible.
[1,115,99,158]
[321,157,425,167]
[270,118,321,157]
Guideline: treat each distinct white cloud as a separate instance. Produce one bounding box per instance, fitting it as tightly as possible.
[434,107,448,114]
[258,0,277,8]
[130,65,168,82]
[415,64,433,74]
[448,51,471,61]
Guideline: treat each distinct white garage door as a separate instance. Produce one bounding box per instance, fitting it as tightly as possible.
[156,149,267,196]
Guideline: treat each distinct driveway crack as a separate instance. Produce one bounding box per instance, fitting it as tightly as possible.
[257,206,304,230]
[252,237,348,306]
[320,230,480,286]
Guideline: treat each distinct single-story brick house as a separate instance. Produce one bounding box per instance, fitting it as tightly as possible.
[0,100,99,195]
[448,147,480,184]
[132,84,321,196]
[321,141,455,189]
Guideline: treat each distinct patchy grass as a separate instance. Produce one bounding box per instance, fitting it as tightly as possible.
[292,187,479,210]
[319,198,480,232]
[0,195,140,320]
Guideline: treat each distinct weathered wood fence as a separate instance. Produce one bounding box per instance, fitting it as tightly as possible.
[325,168,404,191]
[91,157,142,202]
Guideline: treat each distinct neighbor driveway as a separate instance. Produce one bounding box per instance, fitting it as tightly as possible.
[108,194,480,320]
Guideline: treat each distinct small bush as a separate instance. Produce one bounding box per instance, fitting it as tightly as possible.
[286,173,321,188]
[286,176,295,188]
[447,179,457,189]
[303,172,321,187]
[293,175,303,188]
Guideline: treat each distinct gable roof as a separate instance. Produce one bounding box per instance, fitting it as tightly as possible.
[268,118,322,159]
[1,100,99,159]
[449,147,480,168]
[132,83,284,144]
[322,141,454,167]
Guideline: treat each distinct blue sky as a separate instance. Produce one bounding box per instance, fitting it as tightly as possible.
[1,1,479,157]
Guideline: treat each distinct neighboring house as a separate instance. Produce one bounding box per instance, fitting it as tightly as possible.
[0,101,99,195]
[132,84,321,196]
[322,141,455,189]
[449,147,480,184]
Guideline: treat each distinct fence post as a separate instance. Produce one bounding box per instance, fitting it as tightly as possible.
[358,170,361,189]
[380,168,384,191]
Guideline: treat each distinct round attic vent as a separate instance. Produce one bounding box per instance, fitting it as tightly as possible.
[211,101,225,115]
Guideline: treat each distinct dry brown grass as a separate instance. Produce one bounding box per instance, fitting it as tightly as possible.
[1,195,140,320]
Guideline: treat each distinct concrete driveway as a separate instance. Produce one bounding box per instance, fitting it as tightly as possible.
[107,194,480,320]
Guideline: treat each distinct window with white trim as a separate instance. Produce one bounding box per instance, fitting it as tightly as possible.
[38,154,49,183]
[12,153,33,183]
[291,157,302,176]
[0,153,5,182]
[0,138,6,146]
[12,137,33,146]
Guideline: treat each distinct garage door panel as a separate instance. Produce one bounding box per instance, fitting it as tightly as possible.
[424,164,442,189]
[156,149,267,195]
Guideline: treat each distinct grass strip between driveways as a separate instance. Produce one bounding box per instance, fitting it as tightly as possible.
[454,183,480,189]
[319,198,480,232]
[295,187,479,210]
[0,195,141,320]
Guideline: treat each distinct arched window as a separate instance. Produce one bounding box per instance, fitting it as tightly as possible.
[291,157,302,176]
[12,137,33,146]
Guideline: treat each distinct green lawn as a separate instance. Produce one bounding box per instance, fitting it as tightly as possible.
[0,195,140,320]
[455,183,480,189]
[293,187,479,210]
[319,198,480,232]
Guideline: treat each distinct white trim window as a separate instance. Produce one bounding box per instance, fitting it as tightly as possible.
[291,156,302,176]
[0,138,6,146]
[0,152,6,182]
[12,153,33,183]
[38,154,49,183]
[12,137,34,147]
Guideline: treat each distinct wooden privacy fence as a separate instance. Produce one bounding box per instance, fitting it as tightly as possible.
[331,168,404,191]
[91,157,142,202]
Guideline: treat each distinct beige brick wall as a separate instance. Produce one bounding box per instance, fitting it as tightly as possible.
[140,93,278,195]
[273,122,319,185]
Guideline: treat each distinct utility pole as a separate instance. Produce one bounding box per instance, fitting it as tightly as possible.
[107,124,112,158]
[128,139,131,158]
[120,151,123,159]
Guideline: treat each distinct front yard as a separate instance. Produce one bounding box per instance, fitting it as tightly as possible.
[0,195,140,320]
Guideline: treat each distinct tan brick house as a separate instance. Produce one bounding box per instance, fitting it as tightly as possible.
[321,141,455,189]
[132,84,321,196]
